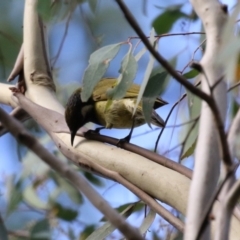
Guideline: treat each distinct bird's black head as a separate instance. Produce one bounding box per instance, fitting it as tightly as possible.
[65,88,94,146]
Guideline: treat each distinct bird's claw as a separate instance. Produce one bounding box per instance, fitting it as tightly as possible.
[116,135,131,148]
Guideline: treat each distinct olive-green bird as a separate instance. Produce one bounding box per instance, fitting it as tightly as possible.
[65,78,168,145]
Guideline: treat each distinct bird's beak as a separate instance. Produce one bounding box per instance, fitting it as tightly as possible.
[71,131,76,146]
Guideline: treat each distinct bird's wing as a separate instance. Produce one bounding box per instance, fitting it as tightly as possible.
[92,78,116,101]
[92,78,140,101]
[91,78,168,108]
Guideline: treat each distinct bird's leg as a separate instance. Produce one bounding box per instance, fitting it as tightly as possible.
[117,117,136,147]
[85,126,105,136]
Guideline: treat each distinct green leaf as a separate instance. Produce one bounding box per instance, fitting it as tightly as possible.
[106,49,138,99]
[86,203,137,240]
[88,0,98,13]
[81,43,122,102]
[79,225,95,240]
[172,232,184,240]
[0,216,8,240]
[152,5,187,34]
[180,89,201,160]
[84,172,103,187]
[30,219,50,240]
[181,139,197,160]
[50,173,83,204]
[149,56,177,93]
[37,0,52,22]
[101,201,144,221]
[142,72,168,125]
[187,87,201,120]
[183,69,199,79]
[139,209,156,234]
[134,47,147,62]
[231,98,239,118]
[68,227,76,240]
[134,28,156,116]
[23,185,50,211]
[53,203,78,221]
[6,177,22,217]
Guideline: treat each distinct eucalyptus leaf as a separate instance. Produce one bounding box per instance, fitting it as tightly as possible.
[6,177,22,217]
[135,47,147,62]
[0,216,8,240]
[86,203,137,240]
[107,49,138,99]
[139,209,156,234]
[142,72,168,125]
[81,43,122,102]
[23,185,50,211]
[88,0,98,13]
[101,201,144,221]
[152,5,186,34]
[53,203,78,221]
[37,0,52,22]
[30,219,50,240]
[84,172,103,187]
[133,28,156,116]
[180,89,201,160]
[79,225,95,240]
[50,172,83,204]
[181,139,197,160]
[183,69,199,79]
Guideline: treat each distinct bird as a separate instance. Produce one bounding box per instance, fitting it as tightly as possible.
[65,78,168,146]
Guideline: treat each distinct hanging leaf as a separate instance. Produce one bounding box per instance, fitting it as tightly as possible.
[134,47,147,61]
[86,203,137,240]
[84,172,103,187]
[6,178,22,217]
[107,48,138,99]
[180,87,201,160]
[181,139,197,160]
[30,219,51,240]
[79,225,95,240]
[81,43,122,102]
[142,72,168,125]
[50,172,83,204]
[0,217,8,240]
[133,28,156,116]
[152,5,187,34]
[88,0,98,13]
[52,203,78,221]
[139,209,156,234]
[37,0,77,22]
[23,185,50,211]
[183,69,199,79]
